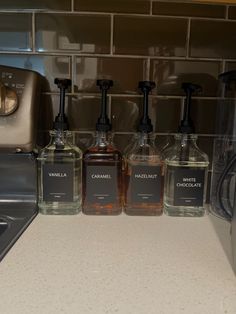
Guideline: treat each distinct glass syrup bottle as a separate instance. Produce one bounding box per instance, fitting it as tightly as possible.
[164,83,209,217]
[124,81,164,215]
[37,78,82,215]
[82,80,123,215]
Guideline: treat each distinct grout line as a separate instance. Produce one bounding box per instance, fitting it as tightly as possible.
[186,18,191,58]
[225,5,229,20]
[108,95,112,120]
[110,14,114,55]
[150,1,153,15]
[31,12,35,52]
[180,97,185,121]
[221,60,226,73]
[145,58,151,81]
[71,55,76,93]
[0,10,234,22]
[71,0,74,12]
[0,50,235,63]
[41,92,225,101]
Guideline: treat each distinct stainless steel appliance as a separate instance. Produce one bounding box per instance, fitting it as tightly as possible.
[0,65,41,260]
[211,70,236,272]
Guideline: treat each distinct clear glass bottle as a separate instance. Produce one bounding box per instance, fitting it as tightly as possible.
[82,131,122,215]
[38,130,82,214]
[124,132,164,215]
[37,78,82,215]
[82,79,123,215]
[164,134,209,217]
[124,81,164,215]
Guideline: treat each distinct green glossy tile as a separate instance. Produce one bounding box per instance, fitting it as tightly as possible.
[0,0,70,10]
[151,98,182,133]
[75,57,147,94]
[111,97,141,132]
[113,16,187,56]
[190,20,236,59]
[153,1,225,18]
[111,97,181,133]
[67,96,101,131]
[113,134,136,153]
[229,6,236,19]
[150,59,220,96]
[225,62,236,72]
[36,14,110,53]
[0,13,31,51]
[75,0,150,14]
[191,99,217,134]
[74,132,94,151]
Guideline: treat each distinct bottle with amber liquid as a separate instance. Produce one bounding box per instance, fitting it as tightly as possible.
[82,80,123,215]
[124,81,164,215]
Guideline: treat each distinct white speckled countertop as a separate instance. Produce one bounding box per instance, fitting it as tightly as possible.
[0,213,236,314]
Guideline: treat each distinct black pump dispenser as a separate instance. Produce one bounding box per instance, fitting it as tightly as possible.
[138,81,155,133]
[53,78,71,131]
[178,82,202,134]
[96,79,113,132]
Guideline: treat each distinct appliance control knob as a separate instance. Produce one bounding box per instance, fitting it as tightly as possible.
[0,81,18,116]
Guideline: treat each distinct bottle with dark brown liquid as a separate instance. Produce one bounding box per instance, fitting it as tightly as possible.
[124,81,164,215]
[82,80,123,215]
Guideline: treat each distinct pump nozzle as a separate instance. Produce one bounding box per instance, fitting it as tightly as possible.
[178,82,202,134]
[96,79,113,132]
[138,81,155,133]
[53,78,71,131]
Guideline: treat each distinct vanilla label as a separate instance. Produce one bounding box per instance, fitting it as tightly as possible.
[42,163,73,202]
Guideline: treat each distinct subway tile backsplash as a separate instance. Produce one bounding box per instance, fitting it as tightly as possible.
[113,15,188,56]
[74,0,150,14]
[190,19,236,59]
[152,1,226,18]
[35,14,111,53]
[0,13,32,51]
[0,0,235,180]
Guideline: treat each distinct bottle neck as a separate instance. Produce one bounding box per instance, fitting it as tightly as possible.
[137,132,155,146]
[174,133,198,146]
[49,130,72,149]
[94,131,113,148]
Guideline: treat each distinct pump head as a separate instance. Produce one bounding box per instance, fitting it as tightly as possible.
[53,78,71,131]
[138,81,155,133]
[178,82,202,134]
[96,79,113,132]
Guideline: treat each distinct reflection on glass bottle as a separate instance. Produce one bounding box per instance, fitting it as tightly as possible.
[82,80,123,215]
[164,83,209,217]
[37,78,82,215]
[124,81,164,215]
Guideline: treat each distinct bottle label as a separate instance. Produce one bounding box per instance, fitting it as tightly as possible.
[42,163,74,202]
[172,167,206,206]
[85,165,118,204]
[130,165,161,203]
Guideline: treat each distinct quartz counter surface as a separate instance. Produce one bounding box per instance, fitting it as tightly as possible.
[0,213,236,314]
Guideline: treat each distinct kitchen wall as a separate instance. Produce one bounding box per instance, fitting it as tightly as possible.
[0,0,236,199]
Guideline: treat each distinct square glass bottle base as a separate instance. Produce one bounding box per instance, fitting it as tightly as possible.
[124,205,163,216]
[164,203,205,217]
[39,201,81,215]
[82,204,122,215]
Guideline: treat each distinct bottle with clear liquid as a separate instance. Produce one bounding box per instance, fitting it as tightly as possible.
[82,80,123,215]
[37,79,82,215]
[124,81,164,215]
[164,83,209,217]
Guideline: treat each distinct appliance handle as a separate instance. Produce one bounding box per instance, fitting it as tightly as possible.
[216,154,236,221]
